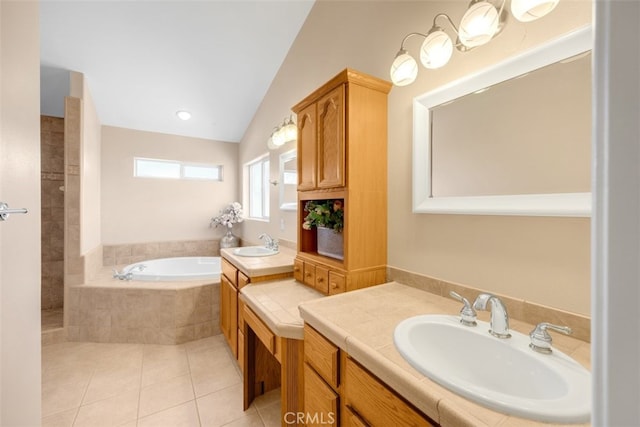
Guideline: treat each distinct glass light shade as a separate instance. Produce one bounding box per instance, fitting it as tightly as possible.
[510,0,559,22]
[420,29,454,69]
[283,122,297,143]
[272,128,285,147]
[267,136,278,150]
[459,1,500,48]
[390,50,418,86]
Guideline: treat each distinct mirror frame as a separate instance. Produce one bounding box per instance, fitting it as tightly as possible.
[413,25,592,217]
[279,149,297,211]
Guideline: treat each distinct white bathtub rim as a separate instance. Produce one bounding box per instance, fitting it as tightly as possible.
[126,256,221,282]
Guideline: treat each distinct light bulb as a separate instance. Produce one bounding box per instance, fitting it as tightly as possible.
[390,50,418,86]
[176,110,191,121]
[459,1,500,48]
[420,29,454,69]
[510,0,559,22]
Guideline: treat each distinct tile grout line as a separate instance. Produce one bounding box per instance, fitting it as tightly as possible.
[186,344,204,426]
[71,352,98,426]
[136,343,147,426]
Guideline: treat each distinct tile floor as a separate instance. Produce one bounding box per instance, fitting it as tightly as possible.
[42,334,281,427]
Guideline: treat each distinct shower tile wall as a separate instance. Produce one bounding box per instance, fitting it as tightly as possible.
[41,116,65,310]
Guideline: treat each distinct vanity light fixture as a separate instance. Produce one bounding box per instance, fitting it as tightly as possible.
[176,110,192,121]
[390,0,559,86]
[268,115,297,150]
[511,0,559,22]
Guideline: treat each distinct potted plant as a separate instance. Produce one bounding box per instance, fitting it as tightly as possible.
[303,200,344,260]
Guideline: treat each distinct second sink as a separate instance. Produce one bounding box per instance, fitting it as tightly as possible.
[233,246,279,257]
[393,314,590,423]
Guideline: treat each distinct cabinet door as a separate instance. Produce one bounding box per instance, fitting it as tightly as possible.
[304,363,339,427]
[317,85,345,189]
[298,103,317,191]
[229,283,238,358]
[220,275,231,343]
[221,275,238,358]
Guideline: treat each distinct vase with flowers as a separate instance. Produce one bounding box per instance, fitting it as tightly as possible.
[303,199,344,260]
[210,202,244,248]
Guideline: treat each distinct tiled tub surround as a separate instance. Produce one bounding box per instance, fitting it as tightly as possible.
[67,267,220,345]
[299,282,591,427]
[103,239,219,267]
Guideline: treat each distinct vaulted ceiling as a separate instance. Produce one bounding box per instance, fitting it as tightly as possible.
[40,1,315,142]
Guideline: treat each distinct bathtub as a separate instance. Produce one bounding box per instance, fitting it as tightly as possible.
[67,255,222,345]
[126,256,221,282]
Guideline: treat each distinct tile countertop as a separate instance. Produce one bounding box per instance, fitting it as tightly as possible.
[220,246,296,278]
[298,281,592,427]
[239,278,325,340]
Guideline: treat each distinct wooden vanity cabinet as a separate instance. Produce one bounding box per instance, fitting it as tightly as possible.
[219,255,292,367]
[303,325,340,426]
[220,259,239,358]
[303,324,437,427]
[293,68,391,296]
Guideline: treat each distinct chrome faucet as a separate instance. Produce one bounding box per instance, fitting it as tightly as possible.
[529,322,572,354]
[449,291,477,326]
[113,263,146,281]
[473,293,511,338]
[258,233,279,251]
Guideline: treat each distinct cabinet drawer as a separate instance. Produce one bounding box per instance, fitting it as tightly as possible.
[315,265,329,294]
[293,259,304,282]
[238,271,250,289]
[304,363,338,427]
[243,305,275,354]
[328,271,345,295]
[221,257,238,286]
[304,324,339,388]
[303,263,316,288]
[344,357,434,427]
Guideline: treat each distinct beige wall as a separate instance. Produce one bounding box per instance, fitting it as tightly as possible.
[240,0,592,315]
[101,126,238,245]
[0,0,42,423]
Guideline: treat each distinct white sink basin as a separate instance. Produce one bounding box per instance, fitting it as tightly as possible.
[394,315,590,423]
[233,246,278,257]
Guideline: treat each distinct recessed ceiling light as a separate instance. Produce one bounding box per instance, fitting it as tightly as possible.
[176,110,191,121]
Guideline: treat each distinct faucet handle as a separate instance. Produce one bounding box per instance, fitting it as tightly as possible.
[529,322,572,354]
[449,291,477,326]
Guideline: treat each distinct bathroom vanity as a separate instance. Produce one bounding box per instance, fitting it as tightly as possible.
[219,247,296,365]
[298,282,592,427]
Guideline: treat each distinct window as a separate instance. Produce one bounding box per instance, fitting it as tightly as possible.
[134,157,223,181]
[246,155,270,219]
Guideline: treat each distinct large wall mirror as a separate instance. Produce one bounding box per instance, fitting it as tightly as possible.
[413,25,592,216]
[279,149,297,211]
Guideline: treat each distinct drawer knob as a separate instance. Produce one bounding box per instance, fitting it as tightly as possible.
[331,282,337,289]
[317,277,324,282]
